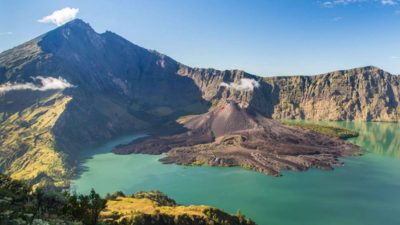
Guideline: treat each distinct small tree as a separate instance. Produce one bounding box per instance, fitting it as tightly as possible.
[63,189,106,225]
[88,188,107,225]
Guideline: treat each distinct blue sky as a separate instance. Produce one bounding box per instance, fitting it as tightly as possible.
[0,0,399,76]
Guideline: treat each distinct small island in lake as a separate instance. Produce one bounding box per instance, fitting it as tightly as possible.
[114,101,362,176]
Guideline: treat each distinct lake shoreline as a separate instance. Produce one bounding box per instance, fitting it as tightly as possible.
[71,121,400,225]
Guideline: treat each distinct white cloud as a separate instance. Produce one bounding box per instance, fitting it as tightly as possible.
[323,1,334,7]
[322,0,367,7]
[321,0,397,7]
[38,7,79,26]
[381,0,397,5]
[391,56,400,59]
[0,76,75,93]
[220,78,260,91]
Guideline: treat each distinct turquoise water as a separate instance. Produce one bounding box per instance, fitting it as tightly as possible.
[71,122,400,225]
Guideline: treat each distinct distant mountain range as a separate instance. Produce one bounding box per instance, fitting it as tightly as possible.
[0,19,399,187]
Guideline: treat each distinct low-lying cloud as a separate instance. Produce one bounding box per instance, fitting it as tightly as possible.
[38,7,79,26]
[220,78,260,91]
[0,76,75,93]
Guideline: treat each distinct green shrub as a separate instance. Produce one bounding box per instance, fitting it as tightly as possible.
[282,121,359,139]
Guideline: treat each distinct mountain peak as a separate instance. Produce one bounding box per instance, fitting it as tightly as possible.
[51,18,97,36]
[39,18,104,54]
[40,18,96,40]
[61,19,92,30]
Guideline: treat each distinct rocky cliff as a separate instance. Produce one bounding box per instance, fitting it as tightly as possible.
[177,67,277,116]
[178,66,399,122]
[267,66,400,121]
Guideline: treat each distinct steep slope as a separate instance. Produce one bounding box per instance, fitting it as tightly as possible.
[0,92,71,188]
[115,101,361,176]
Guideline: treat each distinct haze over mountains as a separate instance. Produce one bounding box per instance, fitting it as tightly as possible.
[0,19,399,187]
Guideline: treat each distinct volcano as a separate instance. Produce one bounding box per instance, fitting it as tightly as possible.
[114,101,361,176]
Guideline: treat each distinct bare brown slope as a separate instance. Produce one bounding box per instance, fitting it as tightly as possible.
[114,101,361,176]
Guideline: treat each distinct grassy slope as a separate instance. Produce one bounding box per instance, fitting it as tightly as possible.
[282,121,359,139]
[101,192,255,225]
[102,197,207,219]
[0,92,72,188]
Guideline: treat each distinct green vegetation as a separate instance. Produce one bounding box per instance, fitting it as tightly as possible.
[282,121,359,139]
[0,93,72,189]
[131,191,177,206]
[0,173,257,225]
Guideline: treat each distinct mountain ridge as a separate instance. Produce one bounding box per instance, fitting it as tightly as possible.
[0,19,399,186]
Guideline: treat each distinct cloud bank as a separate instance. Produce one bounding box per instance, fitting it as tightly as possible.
[0,76,75,93]
[220,78,260,91]
[38,7,79,26]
